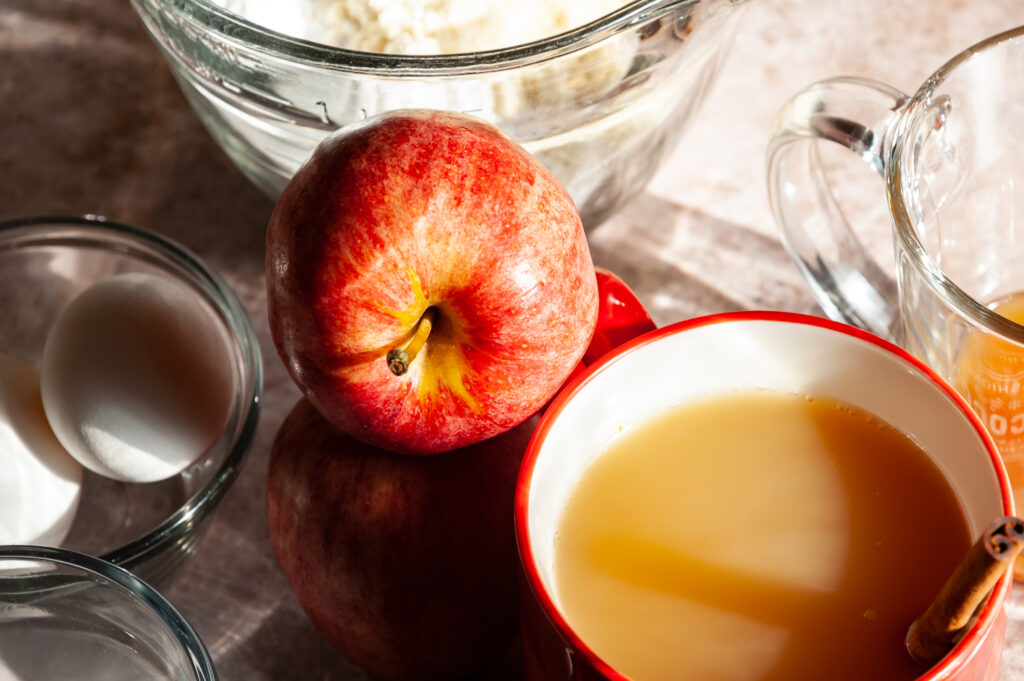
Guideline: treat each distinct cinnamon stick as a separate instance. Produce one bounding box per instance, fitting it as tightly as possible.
[905,515,1024,664]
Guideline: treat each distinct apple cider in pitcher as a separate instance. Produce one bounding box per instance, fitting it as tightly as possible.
[552,392,970,681]
[955,291,1024,577]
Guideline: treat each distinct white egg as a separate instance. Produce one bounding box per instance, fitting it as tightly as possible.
[41,272,236,483]
[0,352,83,545]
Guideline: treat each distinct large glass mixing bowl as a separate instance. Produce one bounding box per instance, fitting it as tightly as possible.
[130,0,751,229]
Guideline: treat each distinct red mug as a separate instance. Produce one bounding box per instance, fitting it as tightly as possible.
[515,312,1014,681]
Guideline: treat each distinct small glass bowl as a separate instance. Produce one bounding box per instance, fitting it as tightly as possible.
[0,216,262,584]
[129,0,752,229]
[0,545,218,681]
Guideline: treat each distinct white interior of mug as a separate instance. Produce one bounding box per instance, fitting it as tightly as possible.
[522,313,1011,619]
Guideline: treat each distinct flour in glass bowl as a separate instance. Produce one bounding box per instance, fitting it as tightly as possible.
[212,0,630,54]
[204,0,729,228]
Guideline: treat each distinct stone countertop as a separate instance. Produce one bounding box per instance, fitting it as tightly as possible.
[3,0,1024,679]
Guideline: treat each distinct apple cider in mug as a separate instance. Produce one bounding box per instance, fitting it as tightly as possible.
[552,392,970,681]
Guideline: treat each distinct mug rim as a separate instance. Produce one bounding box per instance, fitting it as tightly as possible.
[514,310,1013,681]
[889,24,1024,346]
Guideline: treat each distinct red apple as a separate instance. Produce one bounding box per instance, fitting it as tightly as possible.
[540,267,657,413]
[266,398,534,681]
[266,109,598,454]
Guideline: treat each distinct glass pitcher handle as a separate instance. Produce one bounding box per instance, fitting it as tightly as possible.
[767,76,910,339]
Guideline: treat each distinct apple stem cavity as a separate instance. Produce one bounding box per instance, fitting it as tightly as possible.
[387,307,436,376]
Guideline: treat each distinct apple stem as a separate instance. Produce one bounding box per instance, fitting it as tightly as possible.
[387,307,436,376]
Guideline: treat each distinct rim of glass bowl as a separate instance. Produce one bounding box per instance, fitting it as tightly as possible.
[153,0,704,74]
[0,215,263,573]
[0,545,219,681]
